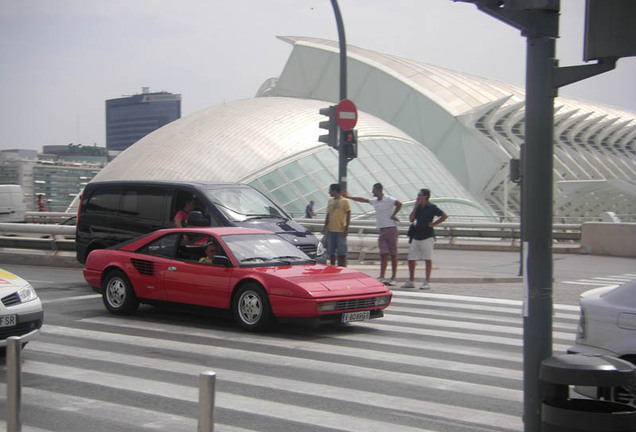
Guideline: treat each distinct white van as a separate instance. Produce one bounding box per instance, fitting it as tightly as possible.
[0,185,27,223]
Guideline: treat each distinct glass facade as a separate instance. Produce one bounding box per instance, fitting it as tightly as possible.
[249,136,491,220]
[106,91,181,151]
[33,163,102,212]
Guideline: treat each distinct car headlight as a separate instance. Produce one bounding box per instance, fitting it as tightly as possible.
[18,285,39,303]
[317,301,336,312]
[375,296,391,306]
[576,309,586,340]
[375,295,391,306]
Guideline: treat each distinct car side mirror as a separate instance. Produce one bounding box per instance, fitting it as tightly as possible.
[212,256,231,267]
[187,211,210,226]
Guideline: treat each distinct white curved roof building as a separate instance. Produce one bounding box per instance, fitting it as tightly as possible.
[92,97,490,219]
[263,36,636,221]
[95,36,635,221]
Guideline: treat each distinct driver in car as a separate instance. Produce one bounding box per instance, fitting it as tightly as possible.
[199,241,220,264]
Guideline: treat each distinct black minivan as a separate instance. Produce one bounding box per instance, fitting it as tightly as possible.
[76,180,324,263]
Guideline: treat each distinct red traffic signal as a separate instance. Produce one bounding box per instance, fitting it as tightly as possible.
[342,129,357,160]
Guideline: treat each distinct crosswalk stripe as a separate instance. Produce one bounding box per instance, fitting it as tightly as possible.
[10,292,581,431]
[394,291,581,313]
[0,382,198,432]
[365,320,573,353]
[40,294,100,305]
[388,304,579,334]
[377,314,575,345]
[102,316,521,379]
[563,280,616,286]
[43,318,519,394]
[562,273,635,287]
[26,341,522,431]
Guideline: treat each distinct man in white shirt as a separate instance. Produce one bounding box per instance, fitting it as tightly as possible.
[345,183,402,285]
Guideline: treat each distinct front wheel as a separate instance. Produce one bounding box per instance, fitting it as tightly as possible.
[102,270,139,315]
[233,283,273,331]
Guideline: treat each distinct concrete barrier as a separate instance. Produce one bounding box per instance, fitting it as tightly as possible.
[580,222,636,258]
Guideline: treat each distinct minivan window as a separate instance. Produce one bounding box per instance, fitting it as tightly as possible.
[204,188,287,222]
[85,188,120,213]
[121,189,164,221]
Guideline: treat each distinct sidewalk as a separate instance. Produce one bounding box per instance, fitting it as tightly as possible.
[0,247,524,284]
[348,261,522,284]
[0,248,530,302]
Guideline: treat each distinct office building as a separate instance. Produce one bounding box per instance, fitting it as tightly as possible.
[106,87,181,152]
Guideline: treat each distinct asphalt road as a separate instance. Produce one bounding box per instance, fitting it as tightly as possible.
[6,247,634,305]
[0,250,633,431]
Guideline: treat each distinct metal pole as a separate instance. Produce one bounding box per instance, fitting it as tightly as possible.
[329,0,348,191]
[197,371,216,432]
[451,3,560,431]
[7,337,22,432]
[522,33,556,432]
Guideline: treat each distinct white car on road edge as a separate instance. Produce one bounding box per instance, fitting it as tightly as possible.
[568,280,636,406]
[0,268,43,353]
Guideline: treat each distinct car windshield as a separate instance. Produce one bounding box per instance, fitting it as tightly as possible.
[204,187,288,222]
[222,233,310,265]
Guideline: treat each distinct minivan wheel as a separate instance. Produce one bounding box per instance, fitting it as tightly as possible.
[102,270,139,315]
[233,283,273,331]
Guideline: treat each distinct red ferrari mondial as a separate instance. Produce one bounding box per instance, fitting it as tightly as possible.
[83,227,392,331]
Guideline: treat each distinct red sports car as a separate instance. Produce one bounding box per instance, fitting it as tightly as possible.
[83,227,392,331]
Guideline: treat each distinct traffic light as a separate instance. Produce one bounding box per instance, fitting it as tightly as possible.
[318,105,338,148]
[342,129,357,160]
[509,158,521,183]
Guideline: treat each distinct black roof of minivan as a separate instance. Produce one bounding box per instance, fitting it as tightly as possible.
[85,180,252,189]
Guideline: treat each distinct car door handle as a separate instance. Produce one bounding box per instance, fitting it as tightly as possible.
[168,266,177,271]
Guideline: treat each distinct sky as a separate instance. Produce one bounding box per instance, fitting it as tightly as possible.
[1,0,634,152]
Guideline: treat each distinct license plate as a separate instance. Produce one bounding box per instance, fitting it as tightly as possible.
[341,310,370,323]
[0,315,16,327]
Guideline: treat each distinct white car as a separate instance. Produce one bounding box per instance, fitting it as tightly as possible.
[0,268,43,353]
[568,279,636,405]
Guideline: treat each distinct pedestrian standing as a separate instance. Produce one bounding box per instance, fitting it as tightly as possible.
[401,188,447,290]
[322,183,351,267]
[305,200,316,218]
[37,194,45,212]
[345,183,402,285]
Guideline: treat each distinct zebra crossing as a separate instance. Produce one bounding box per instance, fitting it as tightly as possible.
[4,290,581,432]
[562,272,636,287]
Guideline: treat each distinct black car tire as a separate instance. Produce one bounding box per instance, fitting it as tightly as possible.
[233,283,273,331]
[102,270,139,315]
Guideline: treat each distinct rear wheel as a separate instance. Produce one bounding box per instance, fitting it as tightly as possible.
[233,283,273,331]
[102,270,139,315]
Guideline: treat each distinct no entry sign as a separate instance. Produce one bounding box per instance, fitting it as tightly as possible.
[336,99,358,130]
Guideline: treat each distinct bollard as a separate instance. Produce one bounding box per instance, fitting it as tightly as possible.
[198,371,216,432]
[6,337,22,432]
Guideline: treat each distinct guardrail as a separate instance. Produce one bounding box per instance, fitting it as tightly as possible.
[25,211,75,224]
[0,217,582,258]
[0,222,76,252]
[296,218,581,258]
[296,218,581,243]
